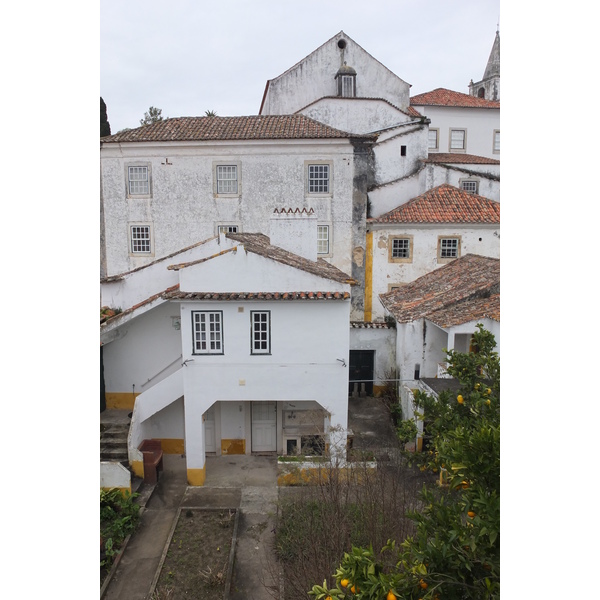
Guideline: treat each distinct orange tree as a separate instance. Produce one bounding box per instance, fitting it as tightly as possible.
[309,325,500,600]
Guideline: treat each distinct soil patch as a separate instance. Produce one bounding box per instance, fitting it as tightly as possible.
[152,508,236,600]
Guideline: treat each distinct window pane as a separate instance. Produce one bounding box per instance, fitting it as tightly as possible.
[309,164,329,193]
[193,312,222,353]
[428,130,438,149]
[392,238,410,258]
[317,225,329,254]
[131,226,150,253]
[494,131,500,152]
[450,130,465,149]
[217,165,238,194]
[461,181,478,194]
[251,311,270,353]
[129,166,149,195]
[440,238,458,258]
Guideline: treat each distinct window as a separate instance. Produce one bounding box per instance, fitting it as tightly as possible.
[388,236,413,263]
[129,224,152,255]
[317,225,330,254]
[307,163,330,194]
[400,145,407,157]
[449,129,466,151]
[251,311,270,354]
[192,311,223,354]
[438,237,461,261]
[493,130,500,153]
[460,180,479,194]
[428,129,439,150]
[218,224,239,235]
[127,165,151,197]
[216,165,238,194]
[340,75,355,97]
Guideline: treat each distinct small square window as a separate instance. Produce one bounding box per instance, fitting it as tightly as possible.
[317,225,330,254]
[130,225,151,254]
[461,180,479,194]
[218,224,239,235]
[192,311,223,354]
[216,165,238,194]
[388,236,413,263]
[392,238,410,258]
[450,129,466,151]
[251,311,270,354]
[308,164,330,193]
[128,166,150,196]
[428,129,439,150]
[439,237,460,260]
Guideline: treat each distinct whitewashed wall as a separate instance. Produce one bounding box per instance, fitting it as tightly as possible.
[369,224,500,320]
[349,325,396,387]
[261,32,411,116]
[413,105,500,160]
[100,139,354,277]
[422,164,500,202]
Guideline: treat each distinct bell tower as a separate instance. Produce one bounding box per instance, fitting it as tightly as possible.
[469,30,500,101]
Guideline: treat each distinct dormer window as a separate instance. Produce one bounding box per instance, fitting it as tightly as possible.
[336,63,356,97]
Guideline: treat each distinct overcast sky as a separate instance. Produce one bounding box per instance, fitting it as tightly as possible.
[101,0,500,133]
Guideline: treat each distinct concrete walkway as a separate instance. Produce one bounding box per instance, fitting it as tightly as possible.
[102,453,279,600]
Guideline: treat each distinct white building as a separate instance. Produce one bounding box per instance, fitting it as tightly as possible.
[101,214,355,485]
[100,114,375,320]
[379,253,500,386]
[366,184,500,321]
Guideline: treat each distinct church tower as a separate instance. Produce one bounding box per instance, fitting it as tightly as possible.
[469,30,500,101]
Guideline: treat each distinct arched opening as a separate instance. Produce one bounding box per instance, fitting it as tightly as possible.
[478,88,485,98]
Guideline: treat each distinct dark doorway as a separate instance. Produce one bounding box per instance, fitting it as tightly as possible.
[349,350,375,396]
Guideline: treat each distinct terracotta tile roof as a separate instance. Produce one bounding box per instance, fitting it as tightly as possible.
[410,88,500,109]
[350,321,392,329]
[164,291,350,301]
[101,115,371,143]
[368,184,500,224]
[169,232,357,286]
[379,254,499,326]
[424,153,499,165]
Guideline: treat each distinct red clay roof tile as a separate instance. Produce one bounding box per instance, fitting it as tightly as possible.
[410,88,500,109]
[368,184,500,225]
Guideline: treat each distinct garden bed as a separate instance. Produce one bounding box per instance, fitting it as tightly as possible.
[150,508,239,600]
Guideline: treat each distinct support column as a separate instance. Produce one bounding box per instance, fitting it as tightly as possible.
[183,396,206,486]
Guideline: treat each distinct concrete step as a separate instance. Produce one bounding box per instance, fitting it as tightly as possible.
[101,448,129,461]
[100,420,130,463]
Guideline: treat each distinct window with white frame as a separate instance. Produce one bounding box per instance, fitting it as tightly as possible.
[128,165,150,196]
[341,75,355,97]
[251,311,271,354]
[449,129,466,151]
[460,180,479,194]
[388,236,413,263]
[317,225,330,254]
[493,130,500,153]
[216,165,238,194]
[192,311,223,354]
[130,224,152,254]
[218,224,239,235]
[438,237,461,260]
[308,164,330,194]
[428,129,439,150]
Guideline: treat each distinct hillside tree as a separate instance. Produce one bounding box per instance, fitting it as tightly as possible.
[100,97,111,137]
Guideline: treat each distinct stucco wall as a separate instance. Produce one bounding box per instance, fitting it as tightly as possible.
[100,139,355,277]
[414,105,500,160]
[349,325,396,387]
[261,32,410,116]
[369,225,500,320]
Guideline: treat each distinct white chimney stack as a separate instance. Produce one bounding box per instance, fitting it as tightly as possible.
[269,208,318,262]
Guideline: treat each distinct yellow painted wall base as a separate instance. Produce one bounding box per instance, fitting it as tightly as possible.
[417,437,423,452]
[187,467,206,486]
[160,439,184,454]
[131,460,144,478]
[105,392,139,410]
[221,439,245,455]
[101,485,132,496]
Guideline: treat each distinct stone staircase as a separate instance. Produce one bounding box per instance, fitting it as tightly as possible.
[100,420,130,463]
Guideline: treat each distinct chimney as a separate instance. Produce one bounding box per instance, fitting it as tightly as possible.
[269,208,318,262]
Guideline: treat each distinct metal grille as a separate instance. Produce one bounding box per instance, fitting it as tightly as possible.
[308,164,329,193]
[461,181,478,194]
